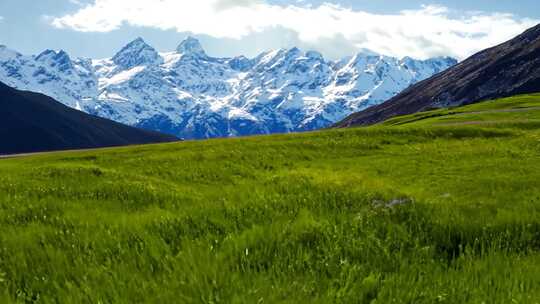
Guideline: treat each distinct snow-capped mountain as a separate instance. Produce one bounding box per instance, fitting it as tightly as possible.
[0,38,456,139]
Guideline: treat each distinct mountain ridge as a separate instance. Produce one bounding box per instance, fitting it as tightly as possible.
[335,23,540,128]
[0,81,178,154]
[0,38,456,139]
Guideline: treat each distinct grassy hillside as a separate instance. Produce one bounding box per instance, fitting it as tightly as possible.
[1,95,540,303]
[381,93,540,127]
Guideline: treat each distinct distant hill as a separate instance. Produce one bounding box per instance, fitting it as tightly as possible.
[0,81,178,154]
[336,23,540,128]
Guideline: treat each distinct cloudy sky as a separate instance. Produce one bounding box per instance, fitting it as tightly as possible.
[0,0,538,60]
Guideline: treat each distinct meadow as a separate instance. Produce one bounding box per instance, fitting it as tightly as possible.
[1,94,540,303]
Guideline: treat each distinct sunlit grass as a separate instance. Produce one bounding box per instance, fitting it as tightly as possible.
[0,95,540,303]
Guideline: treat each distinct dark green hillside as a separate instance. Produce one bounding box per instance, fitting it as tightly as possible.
[1,95,540,303]
[0,81,177,155]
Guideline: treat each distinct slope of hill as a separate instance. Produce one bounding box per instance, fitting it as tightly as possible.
[381,93,540,127]
[0,94,539,302]
[336,23,540,127]
[0,81,177,154]
[0,39,456,139]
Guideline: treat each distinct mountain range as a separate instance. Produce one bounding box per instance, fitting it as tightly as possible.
[336,24,540,127]
[0,38,456,139]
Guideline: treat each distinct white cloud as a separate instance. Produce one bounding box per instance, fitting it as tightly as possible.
[50,0,538,60]
[0,16,4,22]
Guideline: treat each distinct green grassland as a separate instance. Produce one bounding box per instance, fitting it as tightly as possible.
[1,95,540,303]
[382,93,540,127]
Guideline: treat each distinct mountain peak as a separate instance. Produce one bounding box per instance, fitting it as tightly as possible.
[34,49,74,72]
[118,37,150,51]
[306,50,324,61]
[288,47,301,53]
[354,48,379,58]
[35,49,56,61]
[347,52,383,68]
[132,37,146,44]
[112,37,163,69]
[55,50,71,61]
[284,47,302,59]
[176,36,207,57]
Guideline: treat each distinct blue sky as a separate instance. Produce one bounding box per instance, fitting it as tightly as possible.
[0,0,538,60]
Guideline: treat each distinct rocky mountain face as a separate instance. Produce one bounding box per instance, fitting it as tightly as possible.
[0,38,456,139]
[336,24,540,128]
[0,81,177,155]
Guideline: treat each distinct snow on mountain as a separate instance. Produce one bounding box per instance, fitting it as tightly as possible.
[0,38,456,139]
[111,38,164,69]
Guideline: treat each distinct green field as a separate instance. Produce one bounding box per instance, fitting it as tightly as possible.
[1,95,540,303]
